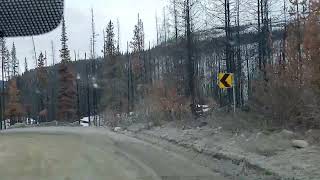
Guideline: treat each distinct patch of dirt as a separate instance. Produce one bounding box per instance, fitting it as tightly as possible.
[237,130,300,157]
[305,129,320,145]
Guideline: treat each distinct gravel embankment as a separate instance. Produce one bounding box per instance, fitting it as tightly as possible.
[121,124,320,180]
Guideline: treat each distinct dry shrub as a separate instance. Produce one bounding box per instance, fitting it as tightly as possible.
[298,2,320,129]
[103,109,121,127]
[5,79,25,124]
[251,3,320,129]
[250,66,306,128]
[146,81,192,123]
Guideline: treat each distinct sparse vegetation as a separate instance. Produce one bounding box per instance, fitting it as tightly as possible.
[0,0,318,134]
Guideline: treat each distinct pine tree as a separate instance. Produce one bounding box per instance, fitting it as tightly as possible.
[57,18,77,122]
[11,42,19,77]
[129,14,146,106]
[37,52,48,88]
[5,79,25,125]
[60,18,71,63]
[130,14,145,75]
[130,14,145,53]
[37,52,48,116]
[105,20,116,57]
[38,53,45,68]
[102,20,125,113]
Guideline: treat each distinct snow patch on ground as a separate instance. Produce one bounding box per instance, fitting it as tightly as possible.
[80,116,97,127]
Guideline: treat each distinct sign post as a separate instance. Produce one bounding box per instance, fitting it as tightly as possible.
[218,73,236,113]
[233,78,236,113]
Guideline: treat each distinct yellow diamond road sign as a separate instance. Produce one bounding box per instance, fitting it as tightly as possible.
[218,73,233,89]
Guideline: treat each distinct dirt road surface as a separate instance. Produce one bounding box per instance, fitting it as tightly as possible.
[0,127,227,180]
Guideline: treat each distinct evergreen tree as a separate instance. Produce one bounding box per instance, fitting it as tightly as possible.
[37,52,48,89]
[37,52,48,116]
[101,20,126,113]
[105,20,116,57]
[11,42,19,77]
[37,53,45,69]
[37,52,47,90]
[60,18,71,63]
[130,14,145,53]
[129,14,146,108]
[57,18,77,122]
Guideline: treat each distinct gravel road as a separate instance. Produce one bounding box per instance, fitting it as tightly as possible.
[0,127,227,180]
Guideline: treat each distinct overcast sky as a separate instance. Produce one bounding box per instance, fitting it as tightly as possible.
[7,0,166,72]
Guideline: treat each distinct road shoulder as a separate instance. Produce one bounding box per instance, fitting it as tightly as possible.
[119,125,320,180]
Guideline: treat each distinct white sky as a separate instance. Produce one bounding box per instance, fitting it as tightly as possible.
[7,0,166,71]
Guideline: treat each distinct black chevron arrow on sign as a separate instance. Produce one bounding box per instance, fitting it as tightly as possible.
[221,74,231,88]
